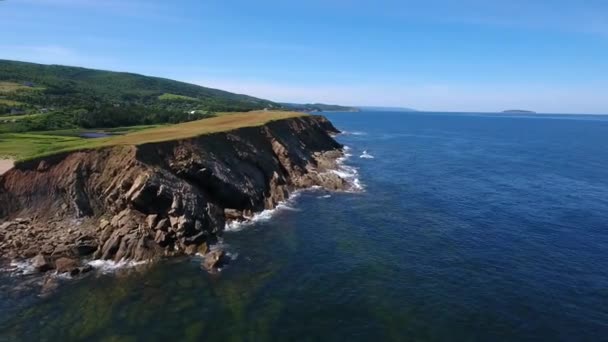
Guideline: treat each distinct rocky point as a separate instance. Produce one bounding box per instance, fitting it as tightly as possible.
[0,115,349,274]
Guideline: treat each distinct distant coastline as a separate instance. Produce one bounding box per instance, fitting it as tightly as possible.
[358,106,418,112]
[502,109,536,114]
[280,103,360,113]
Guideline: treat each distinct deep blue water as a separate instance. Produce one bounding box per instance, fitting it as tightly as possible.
[1,111,608,341]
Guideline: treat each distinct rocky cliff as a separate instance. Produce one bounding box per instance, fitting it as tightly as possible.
[0,115,348,274]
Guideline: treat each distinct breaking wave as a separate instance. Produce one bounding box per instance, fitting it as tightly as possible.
[333,146,364,192]
[225,200,302,233]
[3,260,36,276]
[342,130,367,136]
[87,259,148,274]
[360,150,375,159]
[225,145,363,232]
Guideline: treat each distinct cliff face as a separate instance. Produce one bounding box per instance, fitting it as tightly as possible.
[0,116,347,271]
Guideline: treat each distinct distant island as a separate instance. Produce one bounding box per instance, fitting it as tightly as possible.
[280,103,360,112]
[502,109,536,113]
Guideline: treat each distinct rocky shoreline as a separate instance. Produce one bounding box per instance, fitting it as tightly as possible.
[0,116,349,276]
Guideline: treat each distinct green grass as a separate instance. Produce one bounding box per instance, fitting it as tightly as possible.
[0,99,26,106]
[158,93,200,102]
[0,113,43,122]
[31,124,165,137]
[0,111,305,163]
[0,133,94,160]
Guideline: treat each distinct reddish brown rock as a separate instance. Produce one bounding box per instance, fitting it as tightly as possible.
[55,257,79,274]
[0,116,347,269]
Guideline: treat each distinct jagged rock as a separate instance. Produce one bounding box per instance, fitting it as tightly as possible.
[55,257,79,274]
[146,214,158,230]
[55,257,93,276]
[23,246,39,258]
[14,218,30,225]
[155,218,169,231]
[72,242,98,256]
[52,244,72,257]
[154,230,170,247]
[32,254,53,272]
[100,233,122,260]
[0,116,348,269]
[99,218,110,230]
[0,221,16,231]
[184,242,208,256]
[132,236,158,261]
[202,249,227,271]
[183,231,205,246]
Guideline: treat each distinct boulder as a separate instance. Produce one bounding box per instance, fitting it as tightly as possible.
[55,257,80,274]
[55,257,93,276]
[202,249,226,271]
[31,254,53,272]
[184,242,208,256]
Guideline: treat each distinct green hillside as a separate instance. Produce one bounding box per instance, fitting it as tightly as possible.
[0,60,278,132]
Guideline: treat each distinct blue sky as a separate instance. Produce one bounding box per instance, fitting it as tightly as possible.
[1,0,607,113]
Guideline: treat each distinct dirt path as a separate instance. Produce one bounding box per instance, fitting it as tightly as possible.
[0,159,14,175]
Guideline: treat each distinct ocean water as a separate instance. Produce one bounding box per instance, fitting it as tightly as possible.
[2,111,608,341]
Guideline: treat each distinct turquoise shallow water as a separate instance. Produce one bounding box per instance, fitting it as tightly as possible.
[1,111,608,341]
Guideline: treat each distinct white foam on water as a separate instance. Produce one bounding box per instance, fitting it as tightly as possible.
[360,150,375,159]
[5,260,36,276]
[224,186,323,232]
[341,130,367,136]
[332,146,364,192]
[225,145,364,232]
[87,259,148,274]
[225,205,284,232]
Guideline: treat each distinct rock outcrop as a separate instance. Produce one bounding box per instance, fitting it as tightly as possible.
[0,115,347,272]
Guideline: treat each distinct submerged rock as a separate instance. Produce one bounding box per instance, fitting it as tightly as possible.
[202,249,227,272]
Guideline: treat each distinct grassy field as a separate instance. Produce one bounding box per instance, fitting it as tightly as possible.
[0,99,26,106]
[158,93,200,102]
[0,81,44,93]
[0,111,304,162]
[0,113,43,122]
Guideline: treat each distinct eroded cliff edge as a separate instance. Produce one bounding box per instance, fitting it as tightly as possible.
[0,115,347,274]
